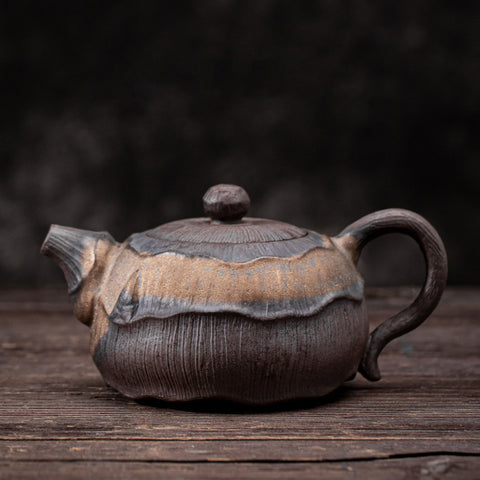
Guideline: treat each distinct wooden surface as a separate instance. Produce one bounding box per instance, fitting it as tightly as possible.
[0,287,479,479]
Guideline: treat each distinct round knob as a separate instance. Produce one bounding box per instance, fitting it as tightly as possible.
[203,184,250,221]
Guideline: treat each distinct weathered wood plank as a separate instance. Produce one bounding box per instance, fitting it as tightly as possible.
[1,439,479,462]
[1,456,479,480]
[1,376,479,441]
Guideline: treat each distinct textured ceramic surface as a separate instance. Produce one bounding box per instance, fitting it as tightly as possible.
[41,184,448,404]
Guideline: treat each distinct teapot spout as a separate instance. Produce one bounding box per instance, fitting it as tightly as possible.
[41,225,115,294]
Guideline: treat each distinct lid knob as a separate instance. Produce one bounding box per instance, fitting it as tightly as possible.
[203,184,250,221]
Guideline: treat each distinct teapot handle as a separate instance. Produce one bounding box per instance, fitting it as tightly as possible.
[336,209,448,381]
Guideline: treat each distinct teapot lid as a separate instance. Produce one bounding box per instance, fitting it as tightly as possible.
[127,184,327,262]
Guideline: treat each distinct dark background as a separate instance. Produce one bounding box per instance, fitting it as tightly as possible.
[1,1,479,288]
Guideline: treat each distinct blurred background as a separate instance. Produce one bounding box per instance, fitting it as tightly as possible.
[1,1,479,288]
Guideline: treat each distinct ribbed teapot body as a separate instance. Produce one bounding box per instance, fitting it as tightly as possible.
[93,300,368,404]
[86,235,366,404]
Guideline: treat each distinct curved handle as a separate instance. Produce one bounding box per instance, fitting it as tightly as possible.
[336,209,448,381]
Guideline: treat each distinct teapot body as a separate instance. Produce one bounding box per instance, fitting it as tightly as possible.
[82,237,366,404]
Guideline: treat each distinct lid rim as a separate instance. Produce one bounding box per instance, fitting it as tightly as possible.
[144,229,310,246]
[139,216,307,244]
[127,230,328,262]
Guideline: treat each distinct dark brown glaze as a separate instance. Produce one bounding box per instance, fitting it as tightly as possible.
[93,299,368,404]
[336,209,448,381]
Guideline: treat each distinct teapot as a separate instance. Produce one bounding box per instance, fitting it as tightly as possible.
[41,184,447,404]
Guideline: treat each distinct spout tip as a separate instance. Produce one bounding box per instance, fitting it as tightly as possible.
[41,224,89,256]
[40,224,60,256]
[41,224,116,294]
[41,224,97,294]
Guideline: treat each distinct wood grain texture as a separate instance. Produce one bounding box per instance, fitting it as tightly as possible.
[0,287,479,479]
[1,457,479,480]
[2,439,480,462]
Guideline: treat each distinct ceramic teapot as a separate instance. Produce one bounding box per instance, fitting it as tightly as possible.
[41,184,447,404]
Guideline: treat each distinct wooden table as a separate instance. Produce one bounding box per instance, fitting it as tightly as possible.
[1,287,479,479]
